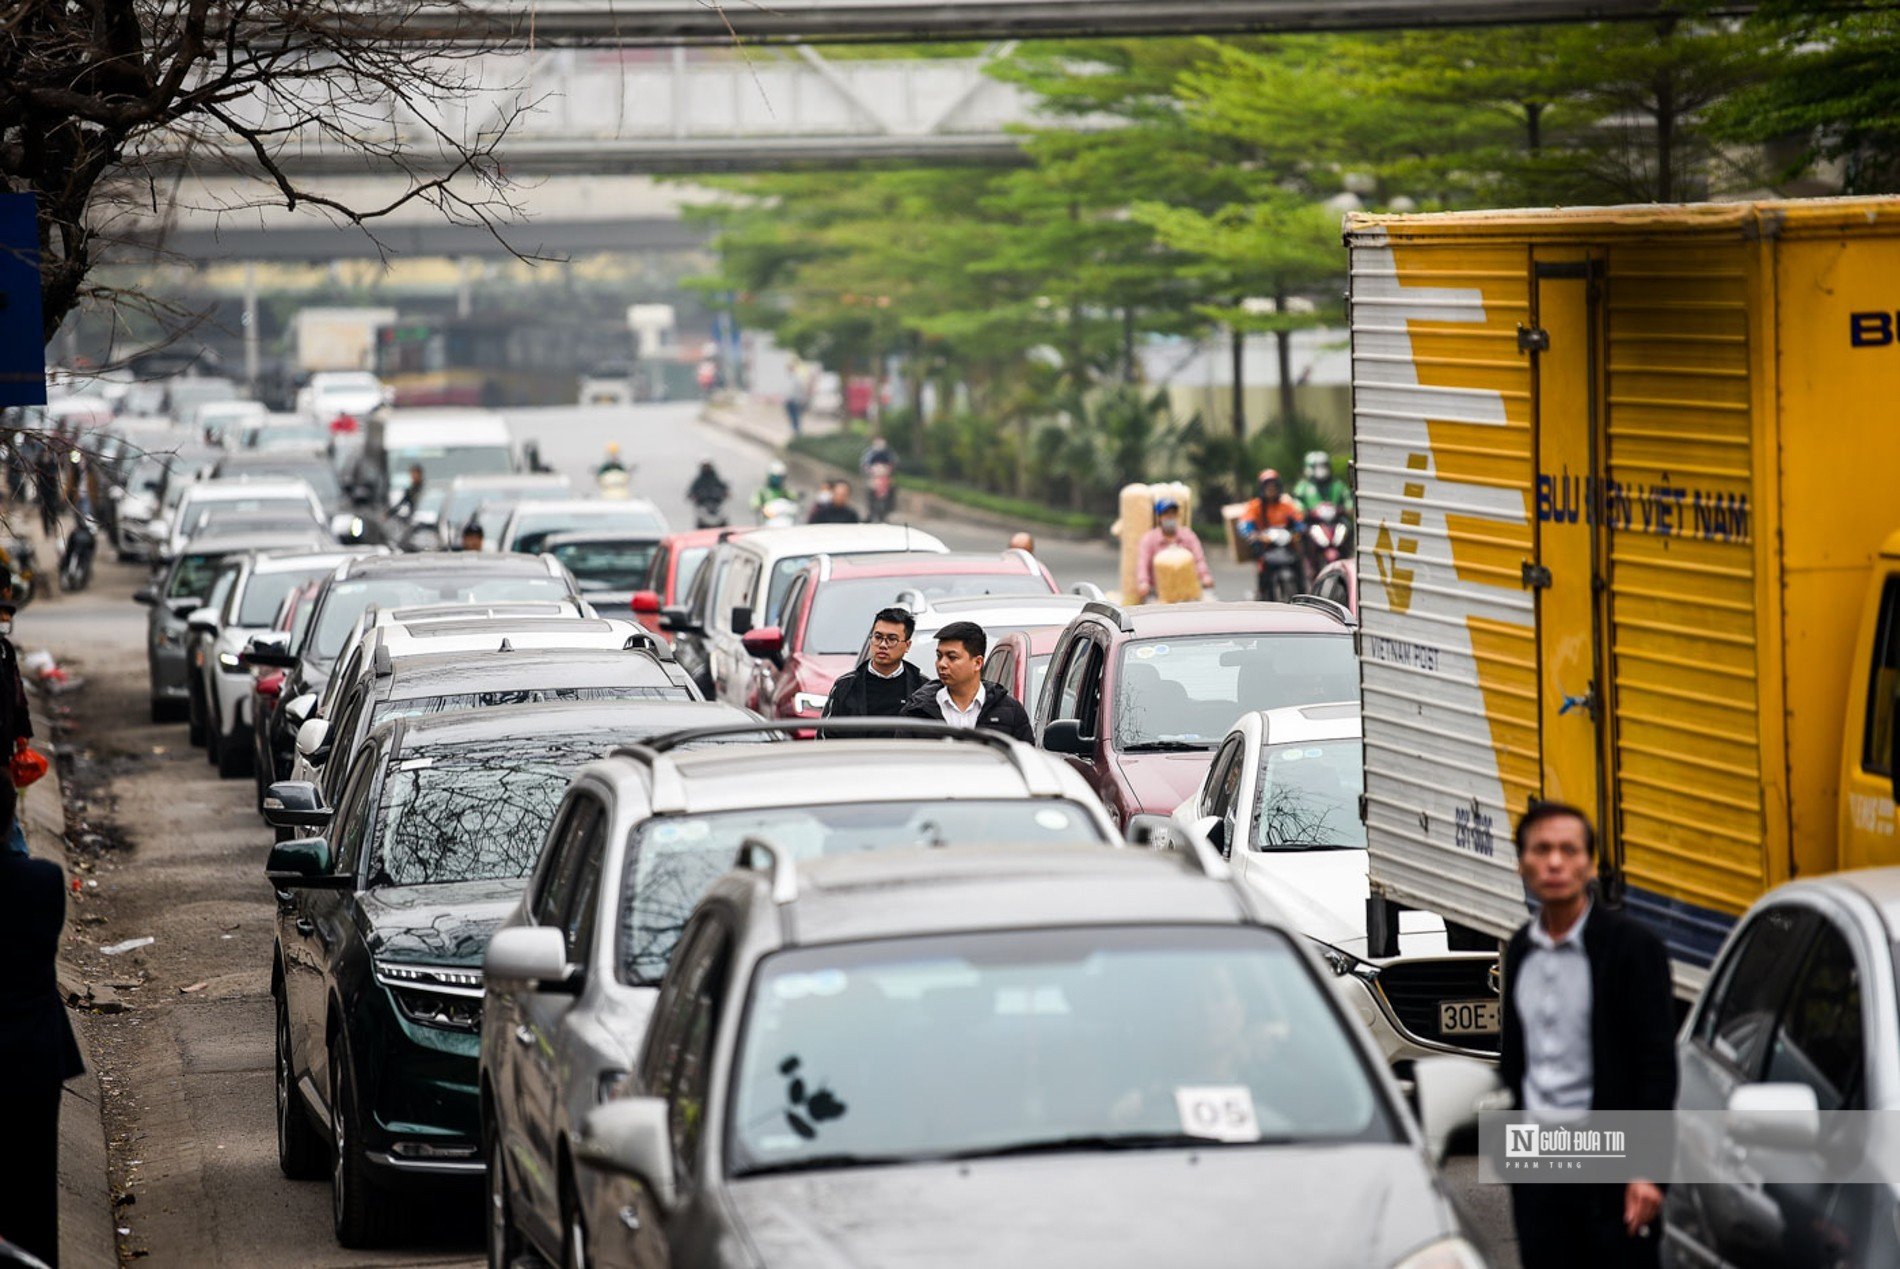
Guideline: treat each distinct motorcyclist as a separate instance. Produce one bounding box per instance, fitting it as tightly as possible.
[751,460,795,520]
[1240,469,1304,538]
[859,436,897,474]
[1134,497,1213,603]
[688,460,729,510]
[596,443,628,478]
[1293,450,1353,515]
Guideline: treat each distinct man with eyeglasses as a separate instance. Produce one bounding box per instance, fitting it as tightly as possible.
[821,606,927,733]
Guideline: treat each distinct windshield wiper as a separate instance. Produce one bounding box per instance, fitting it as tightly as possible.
[1120,740,1212,753]
[942,1132,1222,1160]
[731,1152,890,1178]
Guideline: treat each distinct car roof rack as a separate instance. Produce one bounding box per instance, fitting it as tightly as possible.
[1081,599,1133,633]
[1287,593,1355,627]
[608,718,1062,805]
[738,835,798,905]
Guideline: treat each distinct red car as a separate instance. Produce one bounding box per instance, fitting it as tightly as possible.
[1035,599,1358,828]
[980,624,1067,718]
[631,525,754,643]
[749,552,1058,721]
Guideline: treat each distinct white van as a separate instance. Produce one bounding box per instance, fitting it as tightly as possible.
[358,409,514,511]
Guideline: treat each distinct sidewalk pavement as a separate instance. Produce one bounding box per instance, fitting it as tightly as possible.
[23,689,117,1269]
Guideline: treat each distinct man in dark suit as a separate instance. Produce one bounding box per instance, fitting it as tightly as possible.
[0,778,86,1267]
[1501,801,1678,1269]
[821,607,927,739]
[899,620,1034,741]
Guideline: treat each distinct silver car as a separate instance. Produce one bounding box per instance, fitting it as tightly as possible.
[480,720,1121,1269]
[570,839,1490,1269]
[1665,869,1900,1268]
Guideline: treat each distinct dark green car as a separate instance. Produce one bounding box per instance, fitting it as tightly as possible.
[264,697,758,1247]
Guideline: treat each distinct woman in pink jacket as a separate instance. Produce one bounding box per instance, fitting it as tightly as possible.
[1135,496,1214,602]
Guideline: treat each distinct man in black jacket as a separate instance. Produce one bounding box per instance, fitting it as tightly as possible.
[0,779,86,1267]
[822,607,926,731]
[1501,802,1677,1269]
[899,620,1034,741]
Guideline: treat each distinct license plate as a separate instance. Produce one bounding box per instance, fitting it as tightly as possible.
[1438,999,1500,1036]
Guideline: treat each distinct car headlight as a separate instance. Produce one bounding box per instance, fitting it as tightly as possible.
[1314,939,1381,985]
[217,651,242,670]
[375,960,484,1032]
[792,692,828,716]
[1390,1236,1486,1269]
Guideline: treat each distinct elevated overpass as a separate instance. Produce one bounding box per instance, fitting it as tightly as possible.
[364,0,1737,45]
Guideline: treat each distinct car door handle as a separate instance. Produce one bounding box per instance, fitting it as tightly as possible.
[294,918,315,935]
[514,1025,534,1047]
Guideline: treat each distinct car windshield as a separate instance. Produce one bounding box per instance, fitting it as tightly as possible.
[673,546,710,600]
[1114,635,1357,751]
[728,925,1394,1177]
[807,576,1051,654]
[1253,739,1366,851]
[166,552,228,600]
[310,575,572,660]
[618,800,1106,984]
[387,445,513,483]
[441,483,568,527]
[189,498,316,533]
[511,508,666,553]
[548,540,660,593]
[237,566,332,627]
[247,423,331,451]
[370,747,575,887]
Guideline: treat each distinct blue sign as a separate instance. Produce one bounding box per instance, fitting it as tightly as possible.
[0,194,45,408]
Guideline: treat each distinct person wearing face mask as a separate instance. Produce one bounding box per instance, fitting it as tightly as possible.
[1134,497,1213,604]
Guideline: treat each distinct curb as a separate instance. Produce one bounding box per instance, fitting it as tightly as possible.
[23,700,117,1269]
[699,403,1102,544]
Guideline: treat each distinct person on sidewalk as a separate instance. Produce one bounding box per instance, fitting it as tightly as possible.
[899,621,1033,741]
[0,599,32,858]
[0,778,86,1268]
[1134,497,1213,603]
[809,480,860,525]
[821,607,926,737]
[1502,802,1677,1269]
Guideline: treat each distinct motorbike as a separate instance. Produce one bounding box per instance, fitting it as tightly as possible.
[1,536,38,609]
[1301,502,1352,588]
[597,466,632,500]
[865,462,895,523]
[758,496,799,529]
[59,519,95,593]
[692,491,729,529]
[1252,526,1303,603]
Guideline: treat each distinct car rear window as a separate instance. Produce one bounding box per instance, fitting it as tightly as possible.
[807,575,1051,653]
[1115,634,1357,750]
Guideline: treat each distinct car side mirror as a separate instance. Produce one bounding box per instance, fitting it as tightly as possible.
[264,836,351,889]
[576,1097,676,1211]
[167,596,202,618]
[187,607,219,635]
[1727,1082,1820,1152]
[484,926,583,995]
[282,692,317,728]
[1042,719,1090,757]
[661,606,698,635]
[133,587,158,606]
[262,781,332,831]
[294,718,332,766]
[730,605,754,636]
[631,590,661,616]
[1194,814,1228,857]
[239,639,295,670]
[741,625,784,664]
[1412,1056,1508,1164]
[1124,814,1172,848]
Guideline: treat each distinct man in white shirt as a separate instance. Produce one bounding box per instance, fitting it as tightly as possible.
[898,621,1033,741]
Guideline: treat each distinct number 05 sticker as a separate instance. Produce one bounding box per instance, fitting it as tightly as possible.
[1173,1085,1261,1142]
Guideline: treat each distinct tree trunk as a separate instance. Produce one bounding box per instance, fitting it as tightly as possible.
[1274,279,1295,429]
[1653,71,1676,202]
[1229,323,1246,477]
[1525,101,1544,154]
[1121,306,1136,384]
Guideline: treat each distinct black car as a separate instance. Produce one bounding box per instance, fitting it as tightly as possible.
[247,554,586,793]
[298,642,699,807]
[264,698,760,1248]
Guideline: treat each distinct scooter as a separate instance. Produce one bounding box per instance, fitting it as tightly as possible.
[2,536,38,609]
[59,520,95,593]
[1253,526,1303,603]
[692,491,729,529]
[597,467,632,500]
[1301,503,1352,588]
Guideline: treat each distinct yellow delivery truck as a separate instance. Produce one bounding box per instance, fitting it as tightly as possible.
[1348,197,1900,994]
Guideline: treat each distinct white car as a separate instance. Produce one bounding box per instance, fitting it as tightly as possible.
[1665,869,1900,1269]
[191,399,268,445]
[494,498,669,555]
[296,371,387,425]
[162,478,327,560]
[1163,703,1501,1069]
